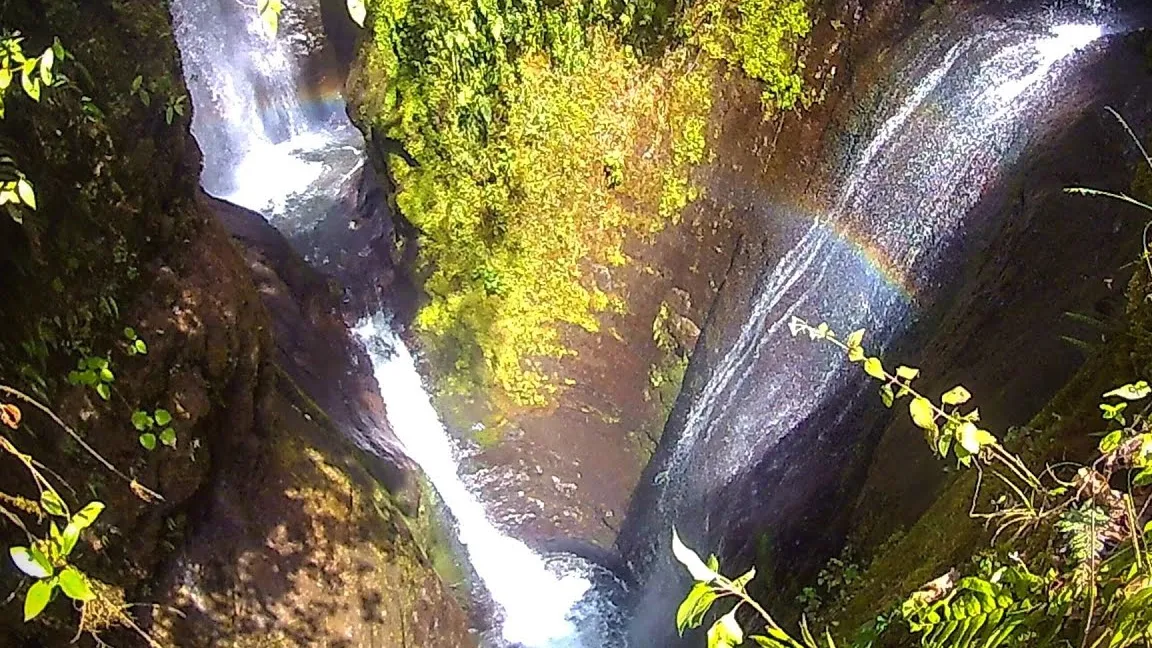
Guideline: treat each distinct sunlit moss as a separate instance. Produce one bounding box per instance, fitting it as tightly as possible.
[356,0,809,405]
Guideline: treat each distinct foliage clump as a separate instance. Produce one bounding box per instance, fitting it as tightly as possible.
[354,0,810,405]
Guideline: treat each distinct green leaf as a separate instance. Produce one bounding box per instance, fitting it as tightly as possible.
[0,67,11,91]
[160,427,176,448]
[880,385,894,408]
[896,365,920,381]
[707,608,743,648]
[672,528,717,583]
[958,422,982,454]
[847,345,864,362]
[1100,430,1124,454]
[909,397,937,431]
[60,523,79,557]
[123,327,137,340]
[347,0,367,27]
[154,409,172,426]
[57,567,94,601]
[70,501,104,531]
[845,329,865,349]
[38,47,52,85]
[23,578,54,621]
[131,410,152,431]
[39,490,67,518]
[139,433,157,451]
[134,339,147,354]
[95,383,110,400]
[131,75,142,92]
[10,546,51,579]
[1134,468,1152,487]
[1104,381,1151,401]
[864,357,885,380]
[16,178,35,209]
[941,386,972,405]
[21,71,39,101]
[677,581,718,635]
[99,367,113,383]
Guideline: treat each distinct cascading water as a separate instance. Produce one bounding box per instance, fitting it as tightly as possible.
[171,0,359,216]
[620,5,1124,643]
[354,315,627,647]
[171,1,626,645]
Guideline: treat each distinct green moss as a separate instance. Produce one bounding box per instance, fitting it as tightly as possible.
[352,0,808,407]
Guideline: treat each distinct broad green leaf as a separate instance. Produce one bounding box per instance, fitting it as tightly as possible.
[0,67,11,90]
[10,546,51,578]
[864,357,885,380]
[847,345,864,362]
[154,409,172,426]
[1134,468,1152,487]
[39,490,67,518]
[707,608,743,648]
[896,365,920,381]
[38,47,52,84]
[139,433,157,451]
[57,567,93,601]
[347,0,367,27]
[677,581,717,634]
[20,71,39,101]
[160,427,176,448]
[909,397,937,431]
[131,75,142,92]
[134,339,147,354]
[16,178,34,209]
[1104,381,1151,401]
[70,501,104,531]
[671,528,717,583]
[958,422,981,454]
[880,385,894,408]
[99,367,113,383]
[23,578,54,621]
[123,327,136,340]
[60,522,78,556]
[131,410,151,431]
[96,383,110,400]
[845,329,865,349]
[941,386,972,405]
[1100,430,1123,454]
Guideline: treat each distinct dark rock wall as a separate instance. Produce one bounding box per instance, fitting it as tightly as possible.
[0,2,474,645]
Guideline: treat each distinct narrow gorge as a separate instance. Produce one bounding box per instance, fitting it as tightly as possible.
[1,0,1152,647]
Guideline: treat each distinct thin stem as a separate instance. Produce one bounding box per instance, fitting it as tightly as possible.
[0,385,163,501]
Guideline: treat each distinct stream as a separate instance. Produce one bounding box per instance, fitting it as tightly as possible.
[170,0,1144,645]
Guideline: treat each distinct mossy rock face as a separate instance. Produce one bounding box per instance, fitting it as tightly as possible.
[0,0,202,391]
[0,3,475,646]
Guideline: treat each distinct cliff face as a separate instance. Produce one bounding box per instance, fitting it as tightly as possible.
[0,2,473,646]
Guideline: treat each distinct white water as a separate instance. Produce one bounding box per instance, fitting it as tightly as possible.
[171,0,356,215]
[661,19,1105,490]
[354,315,617,647]
[172,1,619,643]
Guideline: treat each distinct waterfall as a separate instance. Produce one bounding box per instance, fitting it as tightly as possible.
[171,0,357,216]
[172,2,626,644]
[354,315,626,647]
[661,18,1105,500]
[620,8,1116,642]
